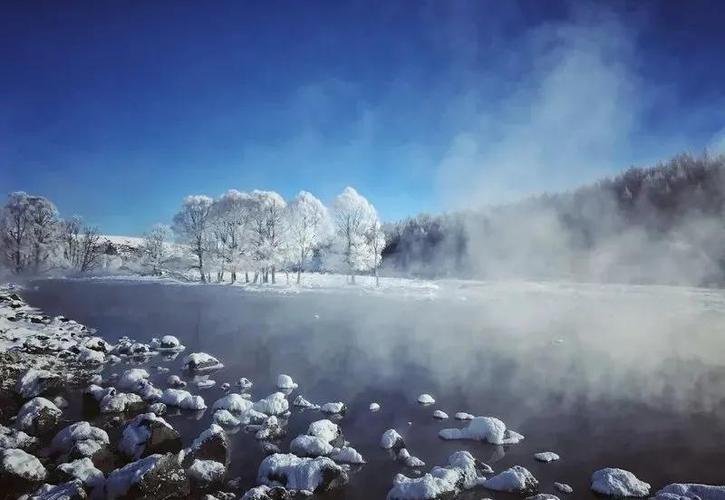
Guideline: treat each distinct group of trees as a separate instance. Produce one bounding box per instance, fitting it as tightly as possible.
[168,186,385,285]
[0,192,103,275]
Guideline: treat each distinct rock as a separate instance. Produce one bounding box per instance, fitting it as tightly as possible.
[83,336,112,353]
[188,459,226,487]
[0,424,38,451]
[105,453,189,499]
[118,412,182,459]
[290,435,334,457]
[213,410,241,427]
[439,416,524,445]
[254,416,285,441]
[213,394,253,414]
[183,353,224,373]
[654,483,725,499]
[257,454,348,493]
[51,422,109,459]
[417,394,435,405]
[454,412,474,420]
[387,451,488,499]
[118,369,151,390]
[149,402,167,415]
[292,395,319,410]
[320,402,346,415]
[155,335,185,352]
[591,468,650,497]
[241,485,292,500]
[77,346,105,364]
[161,388,206,410]
[236,378,253,391]
[397,448,425,468]
[28,480,87,499]
[99,391,145,413]
[380,429,405,451]
[15,369,61,399]
[534,451,560,462]
[526,495,560,500]
[56,457,105,488]
[220,383,230,391]
[369,402,380,412]
[188,425,230,465]
[276,374,298,390]
[307,419,342,446]
[482,465,538,493]
[432,410,448,420]
[167,375,187,388]
[554,482,573,494]
[16,397,62,435]
[0,448,47,490]
[330,446,365,464]
[253,393,289,416]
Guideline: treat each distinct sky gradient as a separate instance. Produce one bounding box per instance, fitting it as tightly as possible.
[2,0,725,235]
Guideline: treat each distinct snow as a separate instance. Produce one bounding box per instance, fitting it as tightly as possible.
[555,482,574,494]
[99,391,144,413]
[188,459,226,484]
[534,451,560,462]
[161,388,207,410]
[482,466,538,493]
[307,419,340,443]
[292,395,319,410]
[387,451,484,500]
[257,453,347,492]
[237,377,253,390]
[330,446,365,464]
[77,346,105,364]
[104,454,161,498]
[253,392,289,416]
[51,421,109,457]
[320,401,346,414]
[380,429,404,449]
[397,448,425,468]
[167,374,186,388]
[591,468,651,497]
[432,410,448,419]
[1,448,47,482]
[276,374,298,389]
[0,425,37,450]
[119,412,176,459]
[255,416,284,440]
[15,368,60,399]
[369,402,381,412]
[654,483,725,499]
[213,409,241,427]
[439,416,523,445]
[57,457,104,488]
[417,394,435,405]
[183,352,224,372]
[454,412,474,421]
[16,397,62,433]
[213,393,254,414]
[154,335,185,352]
[194,378,216,389]
[290,435,334,457]
[118,368,150,390]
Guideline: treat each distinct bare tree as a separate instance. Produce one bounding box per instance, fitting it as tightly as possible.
[61,216,83,269]
[0,192,33,273]
[172,195,213,282]
[142,223,172,275]
[27,195,59,273]
[78,226,102,272]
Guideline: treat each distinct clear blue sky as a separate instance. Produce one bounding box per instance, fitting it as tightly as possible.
[2,0,724,235]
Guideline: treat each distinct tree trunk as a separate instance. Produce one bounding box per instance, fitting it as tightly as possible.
[297,268,301,284]
[245,272,249,283]
[253,271,259,284]
[351,273,356,284]
[198,251,206,283]
[285,271,289,284]
[271,266,276,284]
[375,267,379,287]
[231,271,236,283]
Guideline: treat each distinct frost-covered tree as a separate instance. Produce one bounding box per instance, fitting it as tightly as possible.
[366,219,386,286]
[172,195,214,282]
[285,191,331,284]
[28,195,60,273]
[61,216,82,270]
[0,192,33,273]
[332,187,380,284]
[209,190,253,283]
[247,190,287,284]
[142,223,172,275]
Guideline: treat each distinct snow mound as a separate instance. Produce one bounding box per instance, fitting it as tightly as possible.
[330,446,365,464]
[591,468,650,497]
[213,393,253,414]
[482,465,538,493]
[16,397,62,435]
[276,374,298,389]
[77,346,105,364]
[15,368,61,399]
[119,412,180,459]
[381,429,405,450]
[439,416,523,445]
[253,392,289,416]
[292,395,319,410]
[51,421,109,457]
[237,377,253,391]
[432,410,448,420]
[320,402,346,414]
[153,335,185,352]
[397,448,425,468]
[213,409,241,427]
[57,457,104,488]
[0,448,47,482]
[161,388,206,410]
[308,419,341,444]
[369,402,380,412]
[167,375,186,388]
[654,483,725,499]
[183,352,224,373]
[257,453,348,493]
[454,412,474,420]
[290,435,334,457]
[417,394,435,405]
[534,451,560,462]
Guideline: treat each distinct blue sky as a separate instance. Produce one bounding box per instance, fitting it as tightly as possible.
[2,1,725,235]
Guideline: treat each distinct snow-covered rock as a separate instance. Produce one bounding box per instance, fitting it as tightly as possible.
[154,335,185,352]
[213,410,241,427]
[320,402,346,415]
[0,448,46,485]
[15,369,61,399]
[380,429,405,451]
[432,410,448,420]
[591,468,650,497]
[482,465,538,493]
[105,453,189,499]
[330,446,364,464]
[534,451,560,462]
[417,394,435,405]
[188,425,230,465]
[56,457,104,488]
[397,448,425,468]
[555,482,573,494]
[149,402,167,415]
[253,393,289,416]
[119,413,181,459]
[525,495,561,500]
[167,375,187,388]
[369,402,380,412]
[308,419,341,445]
[654,483,725,499]
[188,459,226,485]
[276,374,298,389]
[99,391,145,413]
[183,352,224,373]
[118,368,150,390]
[387,451,487,500]
[27,480,87,500]
[51,422,109,458]
[213,393,253,414]
[220,382,230,391]
[77,346,105,364]
[255,416,285,440]
[83,336,112,353]
[161,388,206,410]
[0,425,37,451]
[194,378,216,389]
[290,435,334,457]
[16,397,62,435]
[257,453,348,493]
[236,377,253,391]
[454,412,474,420]
[292,395,319,410]
[439,416,523,445]
[241,485,291,500]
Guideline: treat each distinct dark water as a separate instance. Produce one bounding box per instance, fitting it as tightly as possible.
[22,279,725,498]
